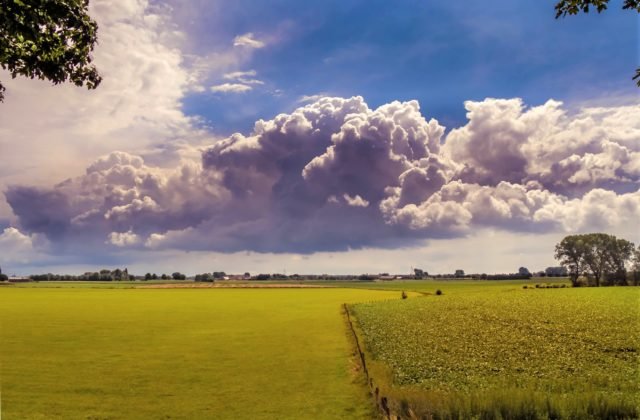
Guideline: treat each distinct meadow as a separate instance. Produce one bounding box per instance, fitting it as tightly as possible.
[0,285,401,419]
[351,284,640,419]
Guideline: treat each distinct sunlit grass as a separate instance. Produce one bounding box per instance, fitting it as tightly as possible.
[0,287,399,419]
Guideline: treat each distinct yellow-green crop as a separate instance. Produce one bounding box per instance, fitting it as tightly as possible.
[351,286,640,419]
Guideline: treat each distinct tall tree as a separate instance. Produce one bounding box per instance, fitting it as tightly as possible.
[582,233,612,286]
[555,233,635,286]
[606,237,635,285]
[581,233,635,286]
[518,267,532,278]
[555,0,640,86]
[0,0,101,102]
[555,235,589,286]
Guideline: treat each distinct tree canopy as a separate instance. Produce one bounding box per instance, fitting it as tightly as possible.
[555,0,640,86]
[0,0,101,102]
[555,233,636,286]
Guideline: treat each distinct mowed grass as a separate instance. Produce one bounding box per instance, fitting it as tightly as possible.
[352,285,640,419]
[0,287,400,419]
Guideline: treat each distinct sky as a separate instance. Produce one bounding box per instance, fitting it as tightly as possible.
[0,0,638,276]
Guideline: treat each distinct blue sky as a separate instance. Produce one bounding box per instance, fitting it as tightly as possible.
[181,0,638,134]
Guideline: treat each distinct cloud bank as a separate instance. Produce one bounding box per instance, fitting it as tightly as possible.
[5,97,639,256]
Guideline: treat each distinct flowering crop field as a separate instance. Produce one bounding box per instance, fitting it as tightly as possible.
[351,286,640,418]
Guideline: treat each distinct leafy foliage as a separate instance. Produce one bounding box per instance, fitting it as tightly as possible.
[555,0,640,86]
[554,235,589,286]
[555,233,635,286]
[0,0,101,102]
[555,0,640,16]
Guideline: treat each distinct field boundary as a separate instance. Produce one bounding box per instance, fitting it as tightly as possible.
[344,304,411,420]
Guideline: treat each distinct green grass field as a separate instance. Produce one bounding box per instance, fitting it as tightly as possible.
[351,284,640,419]
[0,286,400,419]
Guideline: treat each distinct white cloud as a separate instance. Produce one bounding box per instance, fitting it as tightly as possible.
[223,70,257,80]
[105,196,160,221]
[220,70,264,87]
[107,230,141,247]
[233,33,266,49]
[533,188,640,234]
[210,83,253,93]
[145,233,166,249]
[298,94,329,103]
[441,98,640,194]
[0,227,45,264]
[238,78,265,85]
[343,194,370,207]
[0,227,33,250]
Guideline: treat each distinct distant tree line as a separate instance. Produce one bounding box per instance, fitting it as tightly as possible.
[144,272,186,280]
[251,273,378,281]
[540,266,569,277]
[555,233,640,287]
[194,273,213,282]
[474,273,533,281]
[426,269,533,280]
[30,268,133,281]
[193,272,228,282]
[28,268,188,281]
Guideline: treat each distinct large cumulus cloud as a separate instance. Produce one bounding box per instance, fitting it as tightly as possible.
[6,151,228,245]
[5,97,640,254]
[443,98,640,195]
